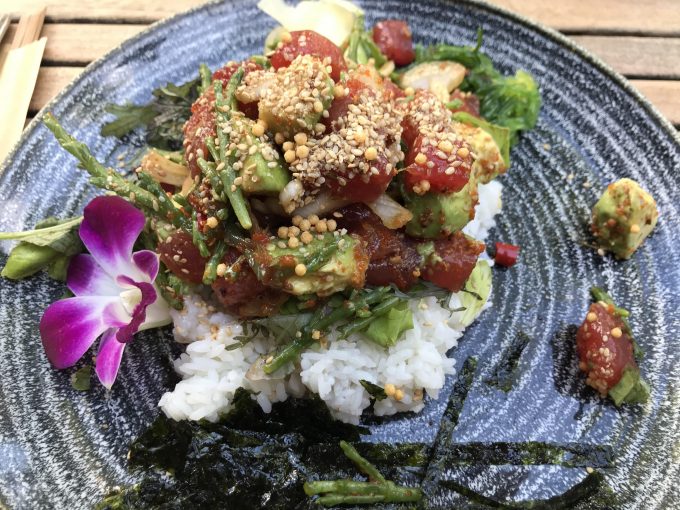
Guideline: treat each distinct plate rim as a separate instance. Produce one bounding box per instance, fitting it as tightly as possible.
[0,0,678,179]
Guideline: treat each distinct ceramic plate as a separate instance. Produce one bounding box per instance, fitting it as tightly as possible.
[1,0,679,508]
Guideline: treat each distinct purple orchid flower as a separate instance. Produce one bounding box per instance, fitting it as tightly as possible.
[39,195,171,388]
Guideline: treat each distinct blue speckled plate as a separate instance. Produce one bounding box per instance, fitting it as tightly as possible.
[1,1,679,508]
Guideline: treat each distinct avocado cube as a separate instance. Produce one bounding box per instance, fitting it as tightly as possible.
[257,55,334,138]
[241,152,290,195]
[256,233,366,296]
[402,179,479,239]
[592,178,659,259]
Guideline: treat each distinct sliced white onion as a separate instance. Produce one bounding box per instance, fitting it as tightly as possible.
[292,190,350,218]
[365,193,413,229]
[400,61,467,102]
[257,0,362,47]
[279,179,305,214]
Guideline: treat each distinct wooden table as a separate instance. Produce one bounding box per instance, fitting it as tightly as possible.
[2,0,679,128]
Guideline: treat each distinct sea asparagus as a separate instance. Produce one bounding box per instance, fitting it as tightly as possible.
[304,441,422,506]
[213,69,252,229]
[43,113,187,229]
[262,287,392,374]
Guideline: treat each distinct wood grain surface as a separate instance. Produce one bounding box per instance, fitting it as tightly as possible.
[2,0,679,126]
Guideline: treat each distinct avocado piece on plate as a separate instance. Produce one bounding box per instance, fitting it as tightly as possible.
[249,54,334,138]
[254,232,368,296]
[402,178,479,239]
[591,178,658,259]
[229,117,290,195]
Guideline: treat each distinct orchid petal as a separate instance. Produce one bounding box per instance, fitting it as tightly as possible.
[40,296,129,369]
[79,196,146,279]
[132,250,160,282]
[139,287,172,331]
[114,277,157,343]
[95,329,126,389]
[66,254,120,297]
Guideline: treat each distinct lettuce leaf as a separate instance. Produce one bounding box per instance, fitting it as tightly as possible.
[362,301,414,347]
[414,30,540,146]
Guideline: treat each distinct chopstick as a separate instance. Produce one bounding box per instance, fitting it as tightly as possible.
[10,7,46,49]
[0,7,47,164]
[0,15,10,43]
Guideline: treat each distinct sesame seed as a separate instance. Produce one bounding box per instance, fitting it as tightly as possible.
[295,263,307,276]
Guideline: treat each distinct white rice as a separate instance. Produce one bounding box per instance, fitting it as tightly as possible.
[159,181,503,424]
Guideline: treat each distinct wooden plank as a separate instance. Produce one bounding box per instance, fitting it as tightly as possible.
[2,1,205,23]
[571,36,680,79]
[4,0,680,34]
[489,0,680,35]
[41,23,145,63]
[630,80,680,125]
[29,66,82,112]
[27,23,680,79]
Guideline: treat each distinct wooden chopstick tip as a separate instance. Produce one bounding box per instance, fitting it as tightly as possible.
[10,6,46,50]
